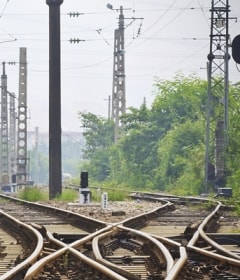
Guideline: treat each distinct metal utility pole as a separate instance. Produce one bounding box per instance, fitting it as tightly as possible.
[1,62,9,186]
[205,0,230,193]
[0,62,17,189]
[9,91,16,183]
[34,126,39,185]
[16,47,28,187]
[46,0,63,199]
[111,6,126,142]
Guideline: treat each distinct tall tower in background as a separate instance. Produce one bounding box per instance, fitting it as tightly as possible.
[0,62,17,188]
[111,6,126,142]
[16,47,28,187]
[1,62,9,185]
[205,0,230,192]
[9,91,16,183]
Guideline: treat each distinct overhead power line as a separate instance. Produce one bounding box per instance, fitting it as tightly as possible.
[0,0,10,19]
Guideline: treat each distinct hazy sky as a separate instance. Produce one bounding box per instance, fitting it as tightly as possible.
[0,0,240,132]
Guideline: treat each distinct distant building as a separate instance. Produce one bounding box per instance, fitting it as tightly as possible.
[27,130,85,184]
[27,130,85,149]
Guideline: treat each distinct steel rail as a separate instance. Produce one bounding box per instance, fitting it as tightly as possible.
[129,194,240,278]
[199,203,240,260]
[0,210,43,280]
[186,200,240,270]
[24,225,122,279]
[187,200,240,261]
[24,246,69,280]
[149,233,188,279]
[24,236,128,280]
[131,192,212,203]
[187,199,220,248]
[92,228,139,280]
[188,229,240,266]
[44,223,114,250]
[4,192,239,279]
[165,246,188,280]
[92,224,175,279]
[121,199,173,228]
[0,193,107,232]
[0,193,124,279]
[70,224,114,248]
[119,225,175,274]
[69,247,128,280]
[1,193,174,278]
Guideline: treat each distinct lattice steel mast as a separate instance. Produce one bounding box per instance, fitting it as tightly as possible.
[9,91,16,183]
[0,63,17,188]
[16,47,28,187]
[205,0,230,192]
[111,6,126,142]
[1,62,9,185]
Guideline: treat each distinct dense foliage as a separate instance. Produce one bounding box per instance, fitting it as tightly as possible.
[79,112,114,181]
[79,74,240,196]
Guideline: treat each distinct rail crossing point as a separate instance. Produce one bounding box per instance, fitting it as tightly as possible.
[101,192,108,209]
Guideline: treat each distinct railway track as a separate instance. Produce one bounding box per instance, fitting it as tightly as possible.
[126,193,213,239]
[0,194,109,279]
[0,209,43,280]
[0,193,176,279]
[0,194,107,233]
[128,193,240,279]
[92,225,175,280]
[0,192,239,279]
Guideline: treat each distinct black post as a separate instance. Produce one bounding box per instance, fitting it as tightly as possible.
[80,171,90,204]
[46,0,63,199]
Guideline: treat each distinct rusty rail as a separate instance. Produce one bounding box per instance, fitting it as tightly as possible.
[0,210,43,280]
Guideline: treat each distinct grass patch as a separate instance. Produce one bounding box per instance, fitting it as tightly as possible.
[18,187,79,203]
[54,189,79,202]
[107,189,128,201]
[18,187,48,202]
[91,188,129,202]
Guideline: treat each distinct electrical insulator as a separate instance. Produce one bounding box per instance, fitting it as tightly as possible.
[68,12,83,17]
[69,38,84,44]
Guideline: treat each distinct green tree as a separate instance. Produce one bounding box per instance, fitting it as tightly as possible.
[152,73,207,129]
[157,120,205,194]
[109,102,161,188]
[78,112,114,181]
[109,74,208,192]
[224,83,240,196]
[76,74,240,197]
[149,74,207,193]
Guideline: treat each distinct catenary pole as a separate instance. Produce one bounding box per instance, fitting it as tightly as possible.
[46,0,63,199]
